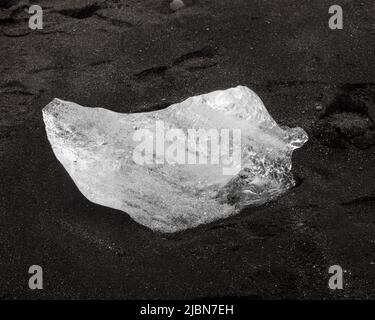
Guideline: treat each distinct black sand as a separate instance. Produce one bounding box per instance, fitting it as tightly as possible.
[1,0,375,299]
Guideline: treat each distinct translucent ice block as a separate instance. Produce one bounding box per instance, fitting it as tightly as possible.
[42,86,308,232]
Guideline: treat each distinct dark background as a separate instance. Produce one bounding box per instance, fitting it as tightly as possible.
[1,0,375,299]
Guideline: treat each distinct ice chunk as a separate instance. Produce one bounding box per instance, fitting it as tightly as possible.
[42,86,308,233]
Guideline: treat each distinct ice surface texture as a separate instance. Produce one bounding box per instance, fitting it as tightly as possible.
[42,86,308,233]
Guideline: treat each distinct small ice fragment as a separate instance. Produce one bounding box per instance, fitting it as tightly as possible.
[170,0,185,11]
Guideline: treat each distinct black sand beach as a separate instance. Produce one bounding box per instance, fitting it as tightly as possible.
[1,0,375,299]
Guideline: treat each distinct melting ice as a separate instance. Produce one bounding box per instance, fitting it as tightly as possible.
[42,86,308,233]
